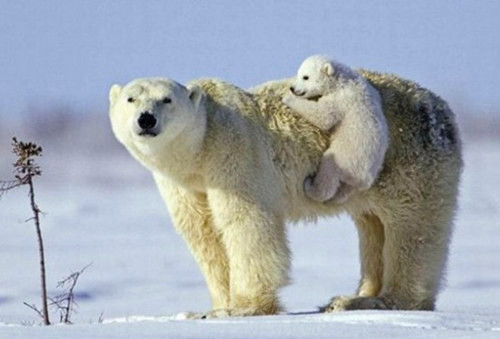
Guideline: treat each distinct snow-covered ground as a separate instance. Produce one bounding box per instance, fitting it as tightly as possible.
[0,137,499,338]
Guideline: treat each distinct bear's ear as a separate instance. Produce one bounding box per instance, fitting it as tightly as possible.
[187,85,205,109]
[322,63,334,76]
[109,84,122,105]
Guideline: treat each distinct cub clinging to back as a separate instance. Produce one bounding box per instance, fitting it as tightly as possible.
[283,55,389,202]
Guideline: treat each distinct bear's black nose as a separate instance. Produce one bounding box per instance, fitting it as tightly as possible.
[289,86,295,93]
[138,112,157,130]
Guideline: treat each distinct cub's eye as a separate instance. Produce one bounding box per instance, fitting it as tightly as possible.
[302,76,309,80]
[127,97,135,103]
[162,97,171,104]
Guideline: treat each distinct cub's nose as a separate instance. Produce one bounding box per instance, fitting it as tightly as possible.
[289,86,295,93]
[138,112,157,130]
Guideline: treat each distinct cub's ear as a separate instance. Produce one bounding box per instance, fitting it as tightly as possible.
[187,84,205,109]
[109,84,122,105]
[322,63,334,76]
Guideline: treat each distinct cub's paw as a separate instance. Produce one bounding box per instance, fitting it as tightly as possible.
[304,176,336,202]
[282,95,296,107]
[321,295,391,312]
[326,184,356,205]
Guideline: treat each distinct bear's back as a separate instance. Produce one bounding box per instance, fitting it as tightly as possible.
[358,70,462,192]
[192,74,462,219]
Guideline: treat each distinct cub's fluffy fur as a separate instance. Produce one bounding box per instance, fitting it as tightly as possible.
[283,55,388,202]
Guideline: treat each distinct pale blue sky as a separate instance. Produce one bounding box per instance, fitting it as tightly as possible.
[1,0,499,118]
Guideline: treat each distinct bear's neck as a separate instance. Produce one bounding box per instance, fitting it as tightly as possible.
[146,114,207,190]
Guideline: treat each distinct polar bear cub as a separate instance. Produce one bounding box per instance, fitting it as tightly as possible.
[283,55,389,202]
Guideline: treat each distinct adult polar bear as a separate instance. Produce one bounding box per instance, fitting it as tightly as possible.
[109,71,462,317]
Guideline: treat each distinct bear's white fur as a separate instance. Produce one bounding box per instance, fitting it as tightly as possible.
[109,71,462,318]
[283,55,389,203]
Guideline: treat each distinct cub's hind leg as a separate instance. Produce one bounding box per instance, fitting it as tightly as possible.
[304,149,341,202]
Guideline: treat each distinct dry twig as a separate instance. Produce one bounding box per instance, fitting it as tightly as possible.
[50,263,92,324]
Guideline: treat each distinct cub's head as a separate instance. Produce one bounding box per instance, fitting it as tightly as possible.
[109,78,205,153]
[290,55,336,100]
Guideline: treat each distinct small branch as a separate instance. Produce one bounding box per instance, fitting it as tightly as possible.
[0,180,25,198]
[23,302,44,320]
[57,263,92,288]
[98,312,105,324]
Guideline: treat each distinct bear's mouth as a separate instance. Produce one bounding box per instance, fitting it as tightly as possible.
[138,130,158,137]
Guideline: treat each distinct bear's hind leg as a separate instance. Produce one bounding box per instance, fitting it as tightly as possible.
[322,212,385,312]
[355,212,385,297]
[374,207,453,310]
[326,205,452,311]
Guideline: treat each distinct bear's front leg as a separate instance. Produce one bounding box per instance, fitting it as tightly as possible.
[206,188,290,317]
[154,174,231,310]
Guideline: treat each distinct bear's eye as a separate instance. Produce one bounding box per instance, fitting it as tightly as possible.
[162,97,172,104]
[127,97,135,103]
[302,76,309,81]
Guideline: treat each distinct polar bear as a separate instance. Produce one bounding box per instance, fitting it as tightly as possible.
[282,55,389,203]
[109,72,462,317]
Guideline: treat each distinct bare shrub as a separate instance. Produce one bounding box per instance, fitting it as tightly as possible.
[0,138,49,325]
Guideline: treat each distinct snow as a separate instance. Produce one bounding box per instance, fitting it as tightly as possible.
[0,138,499,338]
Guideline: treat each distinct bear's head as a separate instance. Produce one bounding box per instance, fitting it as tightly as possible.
[290,55,336,100]
[109,78,205,154]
